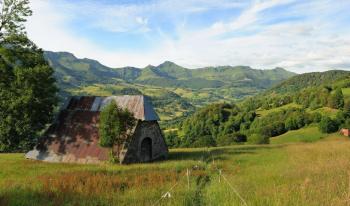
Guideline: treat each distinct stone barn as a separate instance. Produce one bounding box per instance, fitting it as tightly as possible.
[25,95,168,164]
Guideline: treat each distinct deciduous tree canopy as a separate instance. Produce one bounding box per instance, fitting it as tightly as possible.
[0,0,58,152]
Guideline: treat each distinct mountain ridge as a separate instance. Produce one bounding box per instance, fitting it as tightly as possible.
[44,51,296,90]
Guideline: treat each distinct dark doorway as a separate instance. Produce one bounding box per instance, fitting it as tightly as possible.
[140,137,152,162]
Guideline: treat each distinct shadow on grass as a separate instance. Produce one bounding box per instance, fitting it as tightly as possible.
[0,188,113,206]
[168,144,287,162]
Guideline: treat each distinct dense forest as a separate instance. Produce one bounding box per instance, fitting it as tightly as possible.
[165,71,350,148]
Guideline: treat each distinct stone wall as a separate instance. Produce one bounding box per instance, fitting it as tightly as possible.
[120,120,168,164]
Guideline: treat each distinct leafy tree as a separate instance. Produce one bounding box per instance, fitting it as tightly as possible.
[329,88,344,109]
[217,133,246,146]
[285,113,304,130]
[344,99,350,118]
[310,112,322,123]
[0,0,32,42]
[318,116,339,133]
[164,131,181,148]
[192,135,216,148]
[99,101,135,161]
[335,111,346,125]
[0,0,58,152]
[342,119,350,129]
[181,103,240,147]
[248,134,269,144]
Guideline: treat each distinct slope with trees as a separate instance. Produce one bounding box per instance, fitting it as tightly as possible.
[166,70,350,148]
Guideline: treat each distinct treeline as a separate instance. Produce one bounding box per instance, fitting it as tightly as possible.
[270,70,350,93]
[165,73,350,148]
[245,86,346,112]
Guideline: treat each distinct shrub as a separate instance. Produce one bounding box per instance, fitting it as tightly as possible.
[217,133,247,146]
[259,122,286,137]
[164,131,181,148]
[285,114,304,130]
[310,112,322,123]
[328,88,344,109]
[342,119,350,129]
[318,116,339,133]
[248,134,269,144]
[192,135,216,148]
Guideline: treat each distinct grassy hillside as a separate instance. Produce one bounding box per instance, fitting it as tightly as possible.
[256,103,302,117]
[270,126,327,144]
[0,134,348,206]
[269,70,350,94]
[171,70,350,148]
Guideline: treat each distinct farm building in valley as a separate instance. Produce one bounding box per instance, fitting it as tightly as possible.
[340,128,350,137]
[25,95,168,164]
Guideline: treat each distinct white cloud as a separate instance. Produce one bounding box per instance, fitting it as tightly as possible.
[26,0,350,73]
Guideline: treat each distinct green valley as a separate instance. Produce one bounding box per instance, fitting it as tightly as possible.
[44,51,295,124]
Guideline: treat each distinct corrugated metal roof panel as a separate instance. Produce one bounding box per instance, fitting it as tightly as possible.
[65,95,159,121]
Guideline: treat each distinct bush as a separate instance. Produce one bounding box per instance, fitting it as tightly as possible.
[259,122,286,137]
[217,133,247,146]
[310,112,322,123]
[318,116,339,133]
[342,119,350,129]
[192,135,216,148]
[248,134,269,144]
[164,131,181,148]
[285,114,304,130]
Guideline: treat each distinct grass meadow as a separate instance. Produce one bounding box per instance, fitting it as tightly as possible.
[270,126,327,144]
[1,132,349,206]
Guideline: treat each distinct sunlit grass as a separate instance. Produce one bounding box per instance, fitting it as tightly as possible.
[342,88,350,98]
[256,103,302,117]
[270,126,329,144]
[1,134,349,205]
[308,107,339,118]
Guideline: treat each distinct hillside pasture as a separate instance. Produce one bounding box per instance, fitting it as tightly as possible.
[256,103,302,117]
[270,126,328,144]
[342,88,350,98]
[1,133,350,206]
[308,107,339,118]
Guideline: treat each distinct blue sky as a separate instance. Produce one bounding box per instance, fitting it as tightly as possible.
[27,0,350,73]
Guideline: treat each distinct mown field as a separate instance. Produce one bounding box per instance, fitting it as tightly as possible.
[1,132,349,206]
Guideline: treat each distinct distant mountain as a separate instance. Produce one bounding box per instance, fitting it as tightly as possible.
[44,51,295,90]
[44,51,296,123]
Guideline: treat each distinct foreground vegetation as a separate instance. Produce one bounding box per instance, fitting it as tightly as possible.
[1,133,348,206]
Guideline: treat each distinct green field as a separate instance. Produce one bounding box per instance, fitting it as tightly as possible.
[0,133,349,206]
[270,126,328,144]
[342,88,350,98]
[256,103,302,117]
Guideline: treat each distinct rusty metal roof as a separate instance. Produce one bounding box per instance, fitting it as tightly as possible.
[63,95,159,121]
[25,110,110,163]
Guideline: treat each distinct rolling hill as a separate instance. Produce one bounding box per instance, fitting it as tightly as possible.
[45,51,295,90]
[170,69,350,148]
[268,70,350,94]
[44,51,296,123]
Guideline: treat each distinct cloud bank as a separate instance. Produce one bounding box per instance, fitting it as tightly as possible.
[26,0,350,73]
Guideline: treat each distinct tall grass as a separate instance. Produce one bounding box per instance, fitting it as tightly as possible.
[1,134,349,205]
